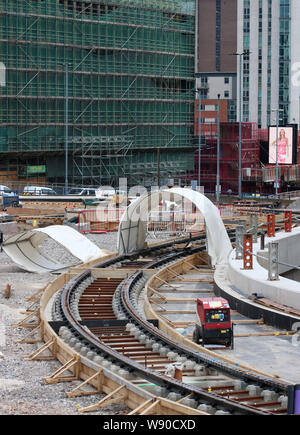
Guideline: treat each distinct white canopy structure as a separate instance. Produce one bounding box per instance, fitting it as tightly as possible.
[117,187,232,266]
[2,225,109,273]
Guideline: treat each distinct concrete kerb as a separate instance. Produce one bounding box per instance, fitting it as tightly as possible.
[227,226,300,311]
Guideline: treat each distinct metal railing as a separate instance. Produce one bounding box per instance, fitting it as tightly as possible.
[235,212,300,281]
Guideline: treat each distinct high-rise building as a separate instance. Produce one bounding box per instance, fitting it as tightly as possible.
[0,0,196,189]
[237,0,300,128]
[195,0,237,130]
[196,0,237,75]
[196,0,300,130]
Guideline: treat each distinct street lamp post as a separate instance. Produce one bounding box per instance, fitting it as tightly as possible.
[230,50,250,199]
[216,94,221,203]
[238,53,242,199]
[275,110,279,198]
[271,108,284,198]
[65,63,69,195]
[197,87,202,189]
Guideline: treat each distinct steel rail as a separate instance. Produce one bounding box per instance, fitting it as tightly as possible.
[60,246,271,415]
[120,262,291,393]
[56,233,292,415]
[52,220,300,414]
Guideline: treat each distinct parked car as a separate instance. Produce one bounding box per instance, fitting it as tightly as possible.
[67,187,98,196]
[0,185,20,208]
[0,185,17,197]
[23,186,57,195]
[96,187,116,199]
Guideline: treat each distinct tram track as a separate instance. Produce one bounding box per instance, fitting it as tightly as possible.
[50,230,294,415]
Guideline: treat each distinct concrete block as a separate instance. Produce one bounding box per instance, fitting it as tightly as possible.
[152,342,161,352]
[86,351,96,360]
[262,389,278,402]
[181,398,198,409]
[159,346,170,356]
[197,404,216,414]
[145,338,154,348]
[154,386,168,398]
[246,385,262,396]
[233,380,247,391]
[80,346,89,356]
[215,409,231,415]
[167,392,182,402]
[279,395,288,408]
[184,360,196,370]
[118,369,134,380]
[167,351,179,360]
[109,364,120,373]
[93,356,104,365]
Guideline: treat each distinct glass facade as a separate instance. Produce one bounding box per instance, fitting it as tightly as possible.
[241,0,291,127]
[279,0,290,125]
[242,0,250,122]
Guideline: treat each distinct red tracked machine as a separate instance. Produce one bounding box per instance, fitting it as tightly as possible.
[193,297,233,348]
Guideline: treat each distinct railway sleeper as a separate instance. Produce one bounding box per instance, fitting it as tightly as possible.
[56,240,290,415]
[118,258,291,413]
[59,324,220,385]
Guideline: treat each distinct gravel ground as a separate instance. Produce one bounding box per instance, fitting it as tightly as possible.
[0,225,173,415]
[0,229,122,415]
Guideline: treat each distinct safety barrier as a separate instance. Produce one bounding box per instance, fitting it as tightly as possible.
[78,208,125,233]
[217,203,264,217]
[147,211,205,235]
[78,203,266,236]
[236,211,296,280]
[79,208,206,235]
[217,203,239,217]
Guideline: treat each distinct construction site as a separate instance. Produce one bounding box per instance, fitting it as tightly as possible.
[0,187,299,417]
[1,0,300,421]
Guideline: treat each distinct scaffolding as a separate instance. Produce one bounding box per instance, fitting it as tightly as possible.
[0,0,196,188]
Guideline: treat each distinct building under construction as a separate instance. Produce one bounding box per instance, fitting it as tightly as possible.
[0,0,196,189]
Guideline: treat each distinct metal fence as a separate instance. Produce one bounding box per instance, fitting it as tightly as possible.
[78,208,125,233]
[147,211,205,235]
[78,208,207,235]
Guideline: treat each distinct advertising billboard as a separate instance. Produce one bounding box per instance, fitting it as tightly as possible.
[268,126,294,165]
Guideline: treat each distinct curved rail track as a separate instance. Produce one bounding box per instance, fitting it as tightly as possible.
[49,231,295,415]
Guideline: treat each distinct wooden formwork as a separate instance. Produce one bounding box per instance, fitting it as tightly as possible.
[15,259,207,415]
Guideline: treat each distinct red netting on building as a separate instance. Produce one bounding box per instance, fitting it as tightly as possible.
[187,122,300,195]
[194,122,261,194]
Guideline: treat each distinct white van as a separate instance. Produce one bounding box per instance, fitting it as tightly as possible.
[23,186,57,196]
[67,187,97,196]
[96,187,116,199]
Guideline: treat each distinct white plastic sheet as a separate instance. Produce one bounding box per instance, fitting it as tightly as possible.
[2,225,109,273]
[117,187,232,266]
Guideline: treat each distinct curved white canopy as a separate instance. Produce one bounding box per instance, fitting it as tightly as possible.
[2,225,109,273]
[117,187,232,266]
